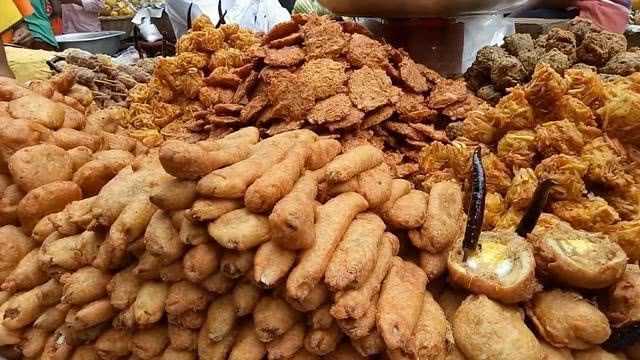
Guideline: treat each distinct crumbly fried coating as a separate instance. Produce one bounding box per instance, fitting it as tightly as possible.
[525,64,568,118]
[535,119,585,157]
[526,289,610,349]
[490,55,527,91]
[567,17,601,44]
[504,33,535,57]
[598,89,640,145]
[608,221,640,261]
[603,185,640,221]
[551,195,620,231]
[539,49,571,75]
[482,152,513,195]
[264,70,315,123]
[396,92,426,115]
[517,48,544,75]
[427,79,468,109]
[565,68,605,110]
[346,33,390,70]
[581,136,632,189]
[492,87,535,133]
[265,46,306,67]
[544,28,577,61]
[497,130,536,169]
[577,31,626,67]
[473,46,509,74]
[299,59,348,100]
[534,154,588,200]
[348,66,398,112]
[506,168,538,210]
[601,51,640,76]
[483,192,507,231]
[377,257,427,350]
[399,58,429,93]
[307,93,352,124]
[301,16,350,60]
[462,104,497,144]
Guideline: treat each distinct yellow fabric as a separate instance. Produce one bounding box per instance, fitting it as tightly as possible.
[5,45,57,83]
[634,0,640,9]
[0,0,24,33]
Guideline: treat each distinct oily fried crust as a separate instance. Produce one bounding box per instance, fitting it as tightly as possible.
[300,59,348,100]
[264,70,315,123]
[269,32,304,49]
[262,20,301,45]
[348,67,398,112]
[301,16,350,60]
[399,58,429,93]
[427,79,468,109]
[346,33,390,69]
[265,46,306,67]
[326,108,364,132]
[362,106,395,129]
[376,257,427,350]
[307,94,352,125]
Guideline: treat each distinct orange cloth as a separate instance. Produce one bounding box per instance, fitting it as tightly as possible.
[2,0,34,43]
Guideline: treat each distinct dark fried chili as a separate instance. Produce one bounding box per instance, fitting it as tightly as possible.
[463,147,486,255]
[515,179,557,237]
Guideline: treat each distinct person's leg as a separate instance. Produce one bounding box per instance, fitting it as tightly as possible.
[0,43,16,79]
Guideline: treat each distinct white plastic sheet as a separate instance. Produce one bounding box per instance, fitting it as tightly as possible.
[457,15,515,72]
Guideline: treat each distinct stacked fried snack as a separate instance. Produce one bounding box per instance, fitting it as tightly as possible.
[59,49,155,109]
[123,14,480,183]
[466,17,640,103]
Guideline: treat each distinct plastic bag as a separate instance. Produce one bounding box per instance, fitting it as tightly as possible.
[457,15,515,73]
[113,46,141,66]
[225,0,291,33]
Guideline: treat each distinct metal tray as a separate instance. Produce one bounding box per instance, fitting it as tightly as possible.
[318,0,532,18]
[55,31,125,55]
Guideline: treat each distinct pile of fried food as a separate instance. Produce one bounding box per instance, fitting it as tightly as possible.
[122,14,480,182]
[465,17,640,103]
[0,69,639,360]
[60,49,155,108]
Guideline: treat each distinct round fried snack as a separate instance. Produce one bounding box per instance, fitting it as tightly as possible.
[453,295,542,360]
[526,289,610,349]
[17,181,83,233]
[8,144,73,192]
[8,94,65,130]
[528,222,627,289]
[604,264,640,328]
[448,230,540,303]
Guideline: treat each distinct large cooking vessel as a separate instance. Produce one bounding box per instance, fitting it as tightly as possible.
[55,31,125,55]
[317,0,533,17]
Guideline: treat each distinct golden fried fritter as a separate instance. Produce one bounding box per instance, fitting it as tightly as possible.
[490,55,527,91]
[399,58,429,93]
[482,152,512,195]
[526,289,610,349]
[565,68,605,110]
[346,33,390,70]
[606,220,640,261]
[598,90,640,146]
[307,94,352,125]
[603,185,640,221]
[461,104,497,144]
[301,16,350,60]
[427,79,468,110]
[299,59,348,100]
[525,64,568,118]
[581,136,632,189]
[483,192,507,231]
[534,120,585,157]
[506,168,539,210]
[534,154,587,200]
[497,130,536,170]
[265,46,306,67]
[491,87,535,133]
[348,66,398,112]
[577,31,626,67]
[264,70,315,123]
[544,28,577,62]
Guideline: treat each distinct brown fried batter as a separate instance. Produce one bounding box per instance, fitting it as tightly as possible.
[346,33,390,70]
[264,70,315,123]
[535,154,588,200]
[490,55,527,91]
[307,93,352,125]
[348,66,397,112]
[301,16,350,60]
[539,49,571,75]
[362,106,395,129]
[300,59,348,100]
[396,93,425,115]
[383,121,424,142]
[326,108,364,132]
[427,79,468,109]
[535,120,585,157]
[443,94,483,121]
[263,20,300,45]
[601,51,640,76]
[544,28,578,61]
[399,58,429,93]
[265,46,306,67]
[577,31,626,67]
[269,32,304,49]
[551,195,619,231]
